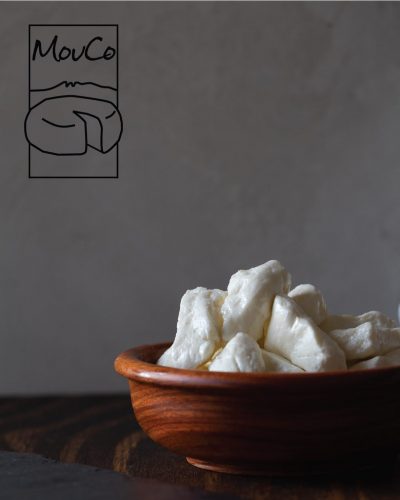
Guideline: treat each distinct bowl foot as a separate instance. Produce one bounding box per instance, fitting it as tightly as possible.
[187,457,264,475]
[186,453,399,477]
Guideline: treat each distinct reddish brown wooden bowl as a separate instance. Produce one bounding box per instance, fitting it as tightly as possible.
[114,343,400,476]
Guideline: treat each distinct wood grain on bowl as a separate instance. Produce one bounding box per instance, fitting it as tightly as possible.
[115,343,400,476]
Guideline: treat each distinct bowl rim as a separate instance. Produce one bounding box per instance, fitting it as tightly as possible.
[114,342,400,389]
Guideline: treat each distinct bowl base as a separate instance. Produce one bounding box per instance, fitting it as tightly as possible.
[187,457,272,475]
[186,453,399,477]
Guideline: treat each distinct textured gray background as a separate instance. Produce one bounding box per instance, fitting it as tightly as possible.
[1,2,400,394]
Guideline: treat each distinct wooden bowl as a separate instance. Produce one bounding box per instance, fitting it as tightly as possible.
[114,343,400,476]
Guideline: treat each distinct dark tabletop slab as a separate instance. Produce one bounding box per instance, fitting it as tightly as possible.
[0,451,231,500]
[0,396,399,499]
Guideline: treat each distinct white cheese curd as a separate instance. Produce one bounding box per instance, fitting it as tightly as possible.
[157,287,226,369]
[264,295,346,372]
[208,332,265,373]
[288,284,327,325]
[329,324,400,361]
[157,259,400,372]
[221,260,291,343]
[320,311,395,333]
[350,348,400,370]
[261,350,304,373]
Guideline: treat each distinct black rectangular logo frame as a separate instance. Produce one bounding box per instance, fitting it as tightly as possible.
[28,24,119,179]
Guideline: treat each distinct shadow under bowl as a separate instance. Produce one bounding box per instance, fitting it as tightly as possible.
[114,343,400,476]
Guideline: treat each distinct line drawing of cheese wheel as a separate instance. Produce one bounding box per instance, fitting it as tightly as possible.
[24,95,123,156]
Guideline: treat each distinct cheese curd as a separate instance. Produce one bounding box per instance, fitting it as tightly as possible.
[264,295,346,372]
[320,311,395,332]
[329,324,400,361]
[158,287,226,369]
[288,284,327,325]
[350,348,400,370]
[208,332,265,373]
[157,260,400,372]
[261,350,304,373]
[221,260,291,342]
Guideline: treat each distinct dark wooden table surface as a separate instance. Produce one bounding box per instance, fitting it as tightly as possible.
[1,396,399,499]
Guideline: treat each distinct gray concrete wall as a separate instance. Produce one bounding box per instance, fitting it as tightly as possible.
[1,2,399,394]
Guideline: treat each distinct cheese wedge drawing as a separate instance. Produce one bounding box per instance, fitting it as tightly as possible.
[25,95,122,155]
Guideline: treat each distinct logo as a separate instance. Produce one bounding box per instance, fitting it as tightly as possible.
[26,25,122,178]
